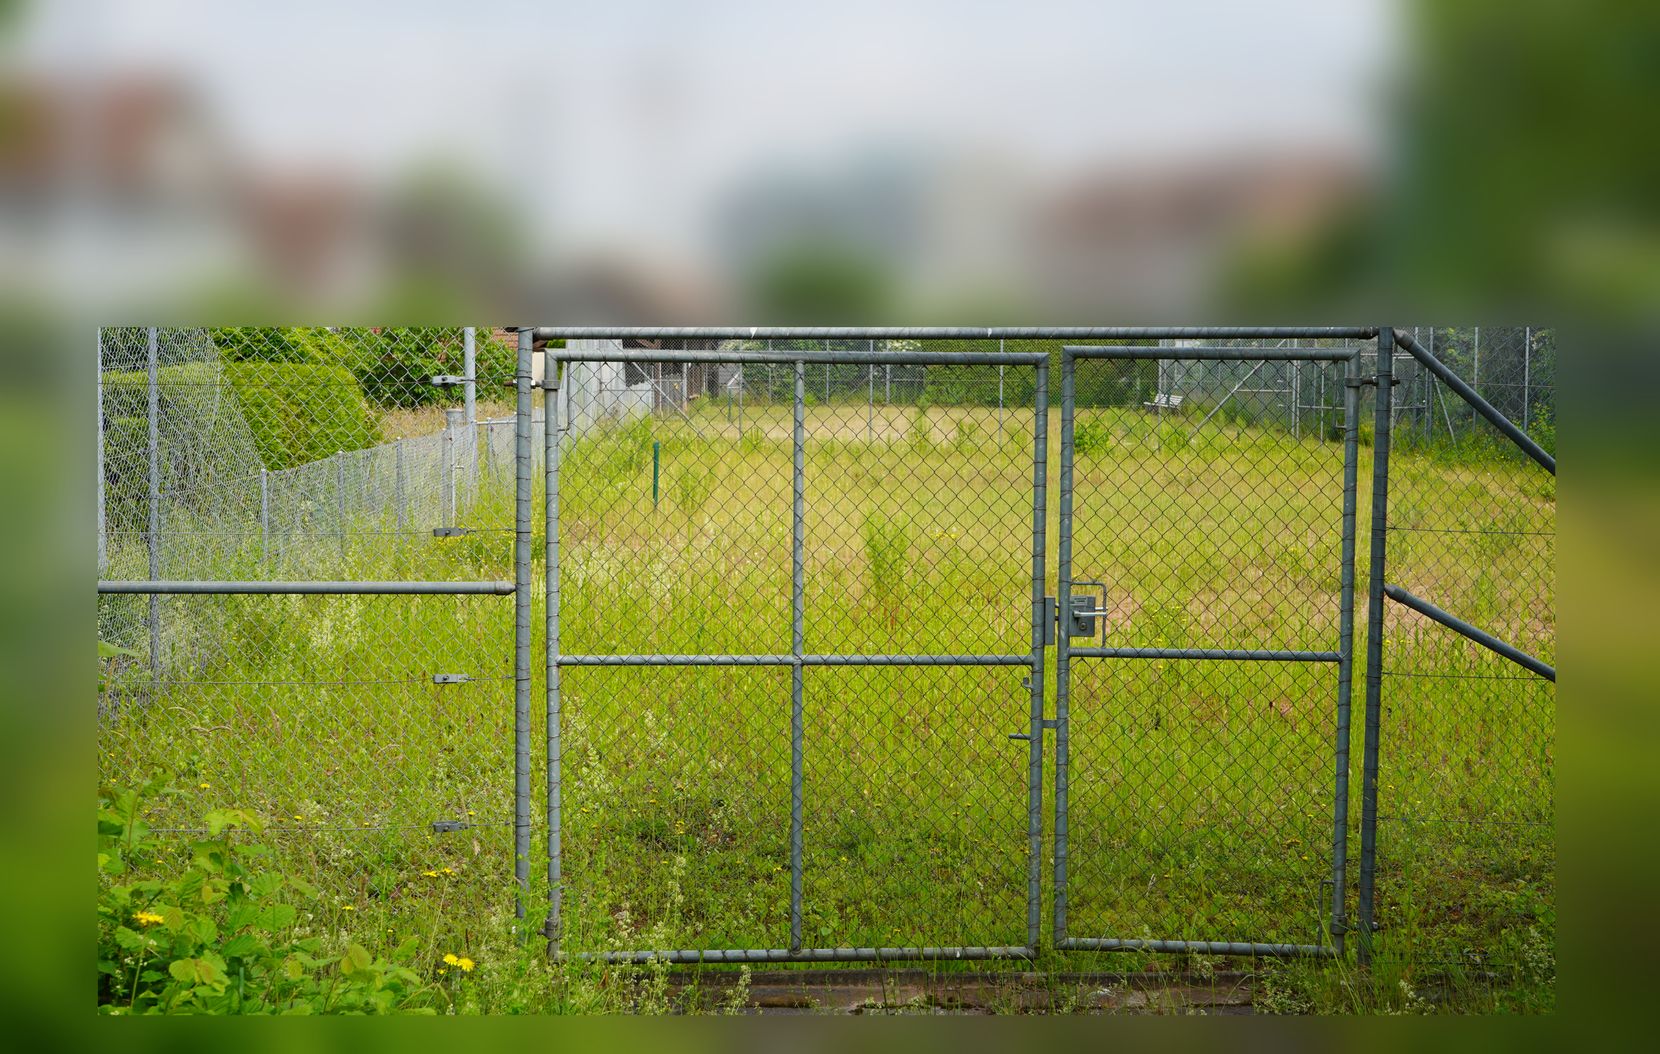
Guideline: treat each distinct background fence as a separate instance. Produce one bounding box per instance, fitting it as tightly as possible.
[96,325,1555,985]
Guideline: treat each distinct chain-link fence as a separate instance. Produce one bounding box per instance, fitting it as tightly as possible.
[97,326,529,952]
[1362,328,1556,987]
[97,326,1555,980]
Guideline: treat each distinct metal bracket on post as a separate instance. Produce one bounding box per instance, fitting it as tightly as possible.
[432,673,473,685]
[432,527,472,538]
[431,375,472,387]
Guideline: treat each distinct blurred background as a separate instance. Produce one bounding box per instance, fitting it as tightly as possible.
[5,0,1650,325]
[4,0,1659,1037]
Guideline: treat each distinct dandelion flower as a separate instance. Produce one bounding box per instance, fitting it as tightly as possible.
[456,957,475,972]
[443,953,460,966]
[198,783,210,790]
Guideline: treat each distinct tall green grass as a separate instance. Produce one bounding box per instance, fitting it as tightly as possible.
[99,399,1554,1008]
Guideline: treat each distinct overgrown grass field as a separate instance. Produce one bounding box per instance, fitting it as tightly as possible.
[99,394,1555,1012]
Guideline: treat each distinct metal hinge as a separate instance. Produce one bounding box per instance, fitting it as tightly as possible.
[432,527,472,538]
[432,673,472,685]
[1009,718,1059,742]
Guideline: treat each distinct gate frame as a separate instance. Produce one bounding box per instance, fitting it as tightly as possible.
[1353,327,1557,966]
[534,326,1381,965]
[97,327,538,924]
[1051,338,1366,959]
[539,333,1051,963]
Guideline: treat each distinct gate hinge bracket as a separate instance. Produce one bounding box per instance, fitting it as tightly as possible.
[431,375,473,387]
[430,819,473,833]
[432,527,472,538]
[1041,718,1058,730]
[433,673,472,685]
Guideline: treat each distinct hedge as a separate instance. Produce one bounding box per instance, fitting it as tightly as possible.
[222,362,380,469]
[211,327,517,409]
[103,361,381,475]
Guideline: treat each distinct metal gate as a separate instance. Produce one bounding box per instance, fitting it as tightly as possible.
[97,325,1553,973]
[542,335,1051,962]
[1052,336,1368,958]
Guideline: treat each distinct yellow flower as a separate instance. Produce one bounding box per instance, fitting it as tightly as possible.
[198,783,211,790]
[134,911,165,926]
[456,957,475,972]
[423,869,442,878]
[443,953,460,966]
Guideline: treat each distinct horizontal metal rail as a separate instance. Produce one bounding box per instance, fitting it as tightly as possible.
[560,945,1036,965]
[552,348,1047,366]
[1057,937,1334,958]
[96,580,515,596]
[535,326,1379,341]
[1394,330,1556,474]
[1382,584,1556,682]
[558,653,1031,667]
[1065,345,1359,362]
[1070,647,1342,662]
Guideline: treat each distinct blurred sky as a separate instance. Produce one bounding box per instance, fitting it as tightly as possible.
[6,0,1399,318]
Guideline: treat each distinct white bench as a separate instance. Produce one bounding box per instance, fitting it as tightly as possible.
[1143,392,1184,412]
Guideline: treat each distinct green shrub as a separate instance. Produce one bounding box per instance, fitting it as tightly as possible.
[862,513,911,605]
[213,327,517,410]
[1074,418,1112,457]
[98,775,435,1014]
[224,363,381,470]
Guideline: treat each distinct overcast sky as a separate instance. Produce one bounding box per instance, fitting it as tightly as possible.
[19,1,1399,257]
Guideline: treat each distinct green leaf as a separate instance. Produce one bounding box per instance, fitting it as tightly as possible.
[220,933,263,959]
[181,916,218,946]
[340,944,373,976]
[254,903,297,930]
[168,956,229,992]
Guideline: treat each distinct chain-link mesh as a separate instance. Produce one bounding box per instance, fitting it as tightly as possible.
[1059,345,1352,953]
[1371,327,1556,981]
[95,326,1555,976]
[97,326,525,951]
[554,342,1042,955]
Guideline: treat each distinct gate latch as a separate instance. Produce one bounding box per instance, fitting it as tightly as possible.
[1046,582,1109,642]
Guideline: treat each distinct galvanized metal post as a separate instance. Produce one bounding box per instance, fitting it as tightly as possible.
[259,468,269,564]
[394,441,405,535]
[999,338,1007,436]
[96,329,106,574]
[444,407,465,527]
[1328,349,1362,955]
[463,326,477,425]
[789,360,806,952]
[513,328,534,925]
[544,349,563,945]
[336,451,346,561]
[868,339,875,442]
[1472,325,1480,396]
[1053,349,1076,944]
[146,327,160,685]
[1523,326,1532,430]
[1025,360,1048,950]
[1357,327,1395,964]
